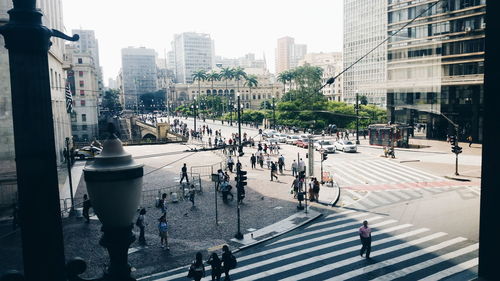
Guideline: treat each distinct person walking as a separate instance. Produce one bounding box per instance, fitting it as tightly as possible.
[222,245,236,281]
[298,158,306,174]
[291,160,298,177]
[82,194,92,223]
[270,161,278,181]
[227,156,234,172]
[158,214,169,250]
[207,252,222,281]
[359,220,372,259]
[160,193,168,215]
[291,176,300,198]
[188,252,205,281]
[250,154,256,169]
[266,154,272,169]
[136,208,147,244]
[259,154,264,168]
[313,178,320,202]
[189,184,196,208]
[467,135,473,147]
[180,163,189,184]
[278,154,285,174]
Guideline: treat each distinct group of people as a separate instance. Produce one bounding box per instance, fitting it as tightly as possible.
[188,245,236,281]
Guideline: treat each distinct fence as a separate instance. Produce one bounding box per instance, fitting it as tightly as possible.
[140,172,203,207]
[191,162,225,179]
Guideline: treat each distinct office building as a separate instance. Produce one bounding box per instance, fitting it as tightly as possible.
[171,32,214,84]
[121,47,158,109]
[275,36,307,74]
[299,52,343,101]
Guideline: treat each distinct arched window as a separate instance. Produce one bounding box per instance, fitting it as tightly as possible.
[218,89,223,95]
[207,90,211,94]
[246,103,250,108]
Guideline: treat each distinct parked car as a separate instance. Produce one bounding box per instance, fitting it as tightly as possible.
[263,130,277,138]
[286,135,301,145]
[313,140,336,153]
[297,139,311,148]
[75,146,102,159]
[266,138,279,145]
[276,134,288,143]
[295,139,307,148]
[334,140,357,152]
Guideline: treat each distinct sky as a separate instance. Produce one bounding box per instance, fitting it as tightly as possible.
[62,0,344,84]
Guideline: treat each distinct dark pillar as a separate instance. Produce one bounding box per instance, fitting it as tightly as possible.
[0,2,66,281]
[479,1,500,279]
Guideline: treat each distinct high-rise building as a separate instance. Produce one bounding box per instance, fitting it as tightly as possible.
[71,29,103,97]
[171,32,214,84]
[386,0,486,141]
[215,53,267,70]
[343,0,387,106]
[275,36,307,74]
[299,52,343,101]
[121,47,158,109]
[65,44,100,142]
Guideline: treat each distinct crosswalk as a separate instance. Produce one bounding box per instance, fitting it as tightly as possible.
[138,210,478,281]
[338,185,481,209]
[325,158,445,187]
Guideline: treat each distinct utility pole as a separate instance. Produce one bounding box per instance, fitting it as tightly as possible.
[65,137,75,214]
[272,96,276,130]
[356,91,360,145]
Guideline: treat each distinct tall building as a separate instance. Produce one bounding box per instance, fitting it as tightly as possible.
[171,32,214,84]
[299,52,343,101]
[121,47,158,109]
[215,53,267,69]
[71,29,103,97]
[275,36,307,74]
[65,44,101,142]
[343,0,387,106]
[386,0,486,141]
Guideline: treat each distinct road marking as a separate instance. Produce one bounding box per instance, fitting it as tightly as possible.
[419,257,479,281]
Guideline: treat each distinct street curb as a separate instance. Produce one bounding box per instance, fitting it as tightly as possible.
[358,144,448,154]
[444,175,472,182]
[232,211,323,254]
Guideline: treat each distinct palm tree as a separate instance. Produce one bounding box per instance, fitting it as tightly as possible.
[220,67,234,114]
[192,69,207,101]
[207,70,221,96]
[233,66,247,95]
[277,71,288,99]
[244,74,258,102]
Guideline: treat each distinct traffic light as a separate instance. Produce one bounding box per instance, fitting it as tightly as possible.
[259,129,262,135]
[238,145,244,157]
[449,135,457,146]
[452,145,462,154]
[322,153,328,161]
[236,169,247,202]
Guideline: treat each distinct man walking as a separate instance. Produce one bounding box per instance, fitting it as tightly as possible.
[227,156,234,172]
[180,163,189,184]
[359,220,372,259]
[467,135,473,147]
[270,161,278,181]
[291,160,298,177]
[250,154,256,169]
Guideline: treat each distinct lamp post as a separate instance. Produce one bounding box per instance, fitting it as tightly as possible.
[237,92,243,156]
[272,96,276,130]
[193,96,197,136]
[230,98,233,126]
[65,137,75,214]
[355,91,360,145]
[0,1,79,280]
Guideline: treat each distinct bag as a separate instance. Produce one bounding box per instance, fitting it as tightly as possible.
[228,253,237,269]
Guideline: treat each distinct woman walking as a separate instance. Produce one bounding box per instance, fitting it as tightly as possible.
[222,245,236,281]
[207,252,222,281]
[188,252,205,281]
[158,214,169,250]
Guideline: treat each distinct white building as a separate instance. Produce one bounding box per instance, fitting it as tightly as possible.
[215,53,267,70]
[121,47,158,109]
[343,0,387,107]
[275,36,307,74]
[65,44,100,142]
[171,32,215,84]
[298,52,343,101]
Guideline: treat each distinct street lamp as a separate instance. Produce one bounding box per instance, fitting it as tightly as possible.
[272,96,276,130]
[355,91,360,145]
[193,96,197,136]
[229,98,233,126]
[237,92,243,156]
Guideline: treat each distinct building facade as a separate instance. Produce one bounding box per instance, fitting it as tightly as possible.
[215,53,267,70]
[121,47,158,109]
[343,0,387,106]
[171,32,214,84]
[298,52,344,101]
[275,36,307,74]
[386,0,486,141]
[65,45,100,142]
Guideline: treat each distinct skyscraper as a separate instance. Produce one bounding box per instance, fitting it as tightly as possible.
[121,47,158,109]
[343,0,387,106]
[171,32,214,84]
[275,36,307,74]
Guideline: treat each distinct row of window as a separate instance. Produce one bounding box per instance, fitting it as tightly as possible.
[389,0,485,23]
[71,124,88,131]
[388,61,484,79]
[388,39,485,60]
[70,113,87,122]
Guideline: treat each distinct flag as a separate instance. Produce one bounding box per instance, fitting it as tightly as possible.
[65,82,73,113]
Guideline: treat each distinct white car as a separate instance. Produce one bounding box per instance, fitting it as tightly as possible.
[313,140,336,153]
[335,140,357,152]
[263,130,277,138]
[266,138,279,145]
[75,146,102,159]
[286,135,301,144]
[276,134,288,143]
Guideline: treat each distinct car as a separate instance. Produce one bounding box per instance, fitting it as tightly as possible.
[334,140,357,152]
[313,140,336,153]
[276,134,288,143]
[286,135,301,144]
[300,134,312,139]
[263,130,277,138]
[74,146,102,159]
[297,138,311,148]
[295,139,307,148]
[266,138,279,145]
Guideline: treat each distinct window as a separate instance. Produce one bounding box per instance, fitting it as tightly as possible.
[79,80,84,87]
[80,90,85,96]
[77,58,83,64]
[71,125,77,131]
[82,125,88,131]
[70,112,77,122]
[80,100,86,106]
[81,114,87,122]
[79,71,84,77]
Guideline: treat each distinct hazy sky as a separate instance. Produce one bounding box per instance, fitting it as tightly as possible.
[62,0,344,83]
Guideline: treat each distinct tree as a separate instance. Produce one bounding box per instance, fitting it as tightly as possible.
[220,67,235,112]
[207,71,221,95]
[277,71,288,98]
[233,66,247,94]
[360,95,368,106]
[101,89,122,115]
[192,69,207,100]
[244,74,258,101]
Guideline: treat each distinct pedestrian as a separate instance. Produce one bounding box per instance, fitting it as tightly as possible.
[266,154,271,169]
[189,184,196,208]
[278,154,285,174]
[188,252,205,281]
[291,160,298,176]
[208,137,212,147]
[259,154,264,168]
[158,214,169,250]
[82,194,91,223]
[160,193,168,214]
[467,135,473,147]
[227,156,234,172]
[359,220,372,259]
[136,208,147,244]
[308,179,315,202]
[180,163,189,184]
[298,158,306,174]
[291,176,300,198]
[313,178,320,202]
[250,154,256,169]
[222,245,236,280]
[207,252,222,281]
[271,161,278,181]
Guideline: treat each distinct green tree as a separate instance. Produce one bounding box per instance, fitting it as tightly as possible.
[192,69,207,100]
[233,66,247,94]
[360,95,368,106]
[244,74,258,100]
[220,67,234,112]
[102,89,122,115]
[207,70,221,95]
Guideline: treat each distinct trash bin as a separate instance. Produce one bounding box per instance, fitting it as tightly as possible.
[171,192,179,203]
[75,207,83,218]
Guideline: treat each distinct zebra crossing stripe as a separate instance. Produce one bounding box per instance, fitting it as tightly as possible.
[373,190,402,202]
[278,231,447,281]
[379,160,445,181]
[357,162,402,184]
[373,243,479,281]
[329,167,365,185]
[366,192,391,204]
[273,215,384,245]
[231,226,422,280]
[326,237,468,281]
[386,189,412,200]
[418,257,479,281]
[341,162,381,183]
[365,160,426,183]
[324,210,356,219]
[305,211,368,230]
